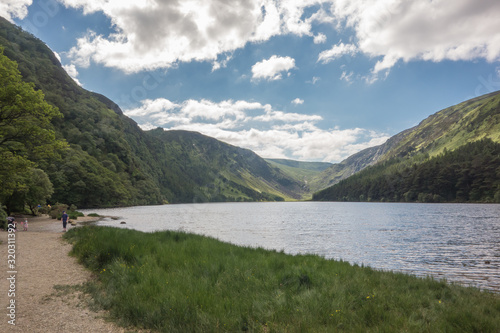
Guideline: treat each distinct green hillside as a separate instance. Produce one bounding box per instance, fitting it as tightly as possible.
[266,159,332,172]
[265,159,332,197]
[146,129,306,202]
[0,18,304,210]
[314,91,500,202]
[314,91,500,191]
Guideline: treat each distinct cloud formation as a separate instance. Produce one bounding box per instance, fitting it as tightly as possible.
[251,55,296,81]
[125,98,389,162]
[62,0,330,73]
[318,42,358,64]
[329,0,500,79]
[62,63,82,86]
[59,0,500,80]
[0,0,31,22]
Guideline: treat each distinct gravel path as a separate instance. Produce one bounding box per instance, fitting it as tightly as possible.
[0,215,127,332]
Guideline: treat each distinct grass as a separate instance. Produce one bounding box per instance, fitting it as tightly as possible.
[64,226,500,332]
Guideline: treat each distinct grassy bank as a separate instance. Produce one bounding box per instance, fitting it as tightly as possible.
[64,227,500,332]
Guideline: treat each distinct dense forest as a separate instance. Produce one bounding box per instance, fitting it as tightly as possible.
[313,138,500,203]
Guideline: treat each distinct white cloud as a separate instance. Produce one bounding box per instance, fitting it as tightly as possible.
[125,97,388,162]
[330,0,500,80]
[0,0,31,22]
[313,33,327,44]
[125,98,179,117]
[63,0,268,72]
[318,42,358,64]
[62,64,82,86]
[53,51,61,63]
[340,71,354,84]
[291,98,304,105]
[254,109,321,123]
[211,54,233,72]
[251,55,296,81]
[61,0,334,73]
[51,0,500,81]
[307,76,321,85]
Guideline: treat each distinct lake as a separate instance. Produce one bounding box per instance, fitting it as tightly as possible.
[82,202,500,293]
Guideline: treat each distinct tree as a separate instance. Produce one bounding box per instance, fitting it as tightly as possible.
[4,168,53,214]
[0,48,66,214]
[24,168,53,214]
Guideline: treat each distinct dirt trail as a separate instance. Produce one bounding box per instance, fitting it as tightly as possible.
[0,215,126,333]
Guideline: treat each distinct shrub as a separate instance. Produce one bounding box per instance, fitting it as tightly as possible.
[48,203,68,219]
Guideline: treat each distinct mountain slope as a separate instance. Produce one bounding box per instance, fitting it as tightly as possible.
[265,159,332,197]
[0,18,304,207]
[313,91,500,190]
[146,129,306,202]
[313,91,500,202]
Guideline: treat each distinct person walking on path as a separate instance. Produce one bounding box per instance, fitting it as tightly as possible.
[62,211,69,232]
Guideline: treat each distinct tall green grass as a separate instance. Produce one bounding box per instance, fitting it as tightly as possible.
[64,227,500,332]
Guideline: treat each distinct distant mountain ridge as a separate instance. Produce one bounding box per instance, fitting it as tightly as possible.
[265,159,332,172]
[313,90,500,189]
[313,90,500,202]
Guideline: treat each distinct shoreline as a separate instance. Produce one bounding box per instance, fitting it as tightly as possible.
[0,214,125,332]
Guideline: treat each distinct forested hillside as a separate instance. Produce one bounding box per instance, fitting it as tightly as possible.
[313,88,500,204]
[0,18,304,210]
[314,139,500,202]
[314,90,500,192]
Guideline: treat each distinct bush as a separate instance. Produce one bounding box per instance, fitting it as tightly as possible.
[69,211,84,220]
[46,203,84,220]
[48,203,68,219]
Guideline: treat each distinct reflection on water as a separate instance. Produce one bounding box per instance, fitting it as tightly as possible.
[83,202,500,293]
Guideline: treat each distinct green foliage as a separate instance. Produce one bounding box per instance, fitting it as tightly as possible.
[47,203,68,219]
[0,46,66,213]
[68,210,84,220]
[65,226,500,332]
[0,48,63,157]
[314,139,500,203]
[4,168,53,214]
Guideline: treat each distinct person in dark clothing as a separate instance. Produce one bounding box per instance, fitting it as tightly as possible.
[62,211,69,232]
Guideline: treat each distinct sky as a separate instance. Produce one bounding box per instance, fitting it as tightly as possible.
[3,0,500,163]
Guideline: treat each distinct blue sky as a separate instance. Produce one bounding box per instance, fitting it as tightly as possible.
[3,0,500,162]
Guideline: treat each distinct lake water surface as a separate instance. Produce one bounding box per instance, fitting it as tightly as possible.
[82,202,500,293]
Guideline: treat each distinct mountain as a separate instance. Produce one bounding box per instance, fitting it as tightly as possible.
[266,159,332,172]
[313,90,500,202]
[145,129,306,202]
[265,159,332,197]
[0,18,305,207]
